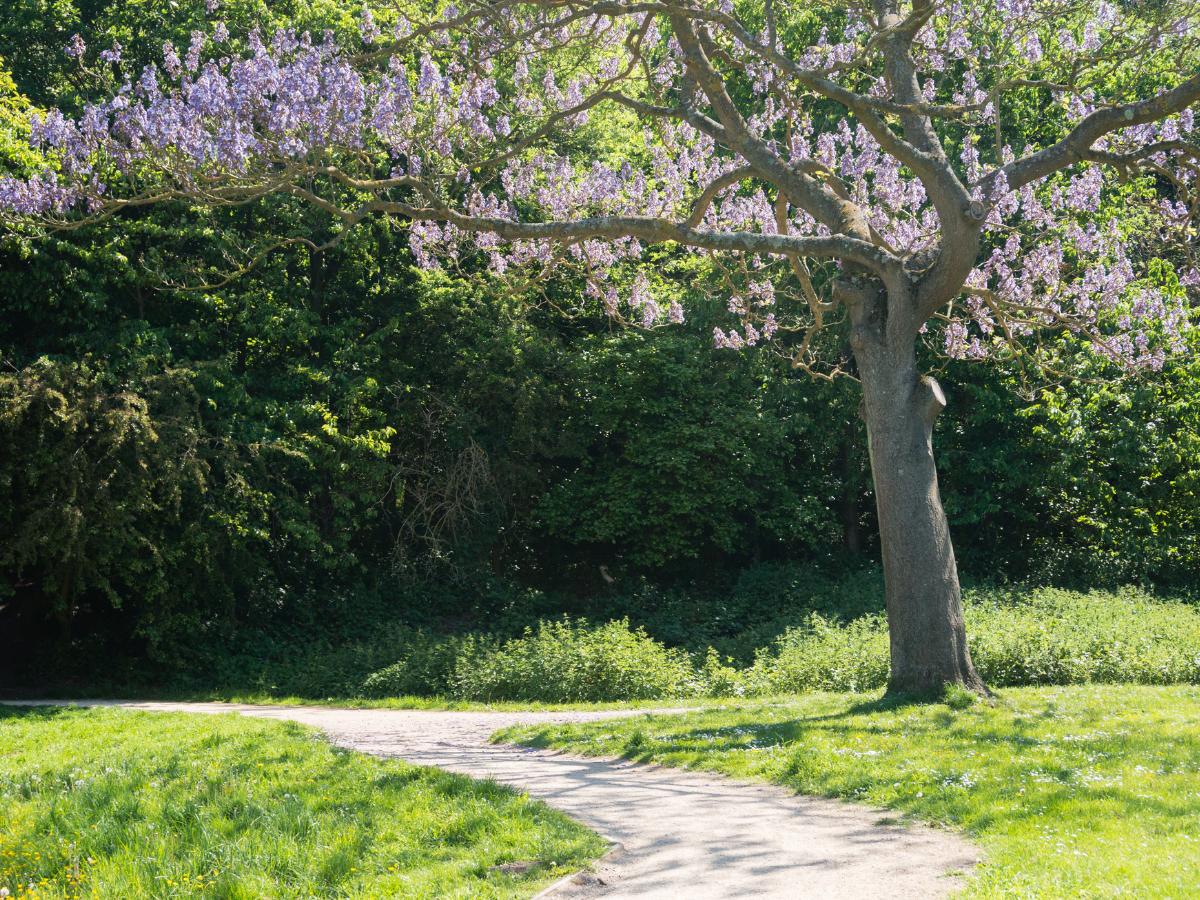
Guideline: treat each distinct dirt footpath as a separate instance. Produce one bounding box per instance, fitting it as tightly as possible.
[13,701,979,898]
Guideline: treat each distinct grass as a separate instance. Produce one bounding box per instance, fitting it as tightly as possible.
[0,706,606,899]
[498,684,1200,898]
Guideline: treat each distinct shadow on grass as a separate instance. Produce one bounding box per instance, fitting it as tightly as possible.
[508,685,1200,864]
[0,704,80,723]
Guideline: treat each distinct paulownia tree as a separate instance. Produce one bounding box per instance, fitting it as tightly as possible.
[2,0,1198,693]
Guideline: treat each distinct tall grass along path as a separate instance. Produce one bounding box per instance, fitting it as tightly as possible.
[7,700,976,898]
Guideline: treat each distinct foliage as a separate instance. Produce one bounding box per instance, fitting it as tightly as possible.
[0,359,215,636]
[749,587,1200,694]
[532,314,850,571]
[968,587,1200,686]
[747,614,890,694]
[446,618,698,703]
[359,630,475,699]
[0,0,1198,681]
[937,331,1200,589]
[197,621,468,700]
[500,685,1200,897]
[0,705,605,898]
[105,585,1200,705]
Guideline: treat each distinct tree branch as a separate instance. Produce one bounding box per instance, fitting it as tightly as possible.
[998,73,1200,193]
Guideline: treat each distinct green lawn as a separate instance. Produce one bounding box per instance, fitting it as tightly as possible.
[0,707,605,899]
[499,684,1200,898]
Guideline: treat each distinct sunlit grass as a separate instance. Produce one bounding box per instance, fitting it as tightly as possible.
[0,707,605,899]
[498,684,1200,897]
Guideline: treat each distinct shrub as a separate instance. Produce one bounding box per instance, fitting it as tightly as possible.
[967,586,1200,686]
[197,621,462,699]
[80,580,1200,703]
[698,648,747,698]
[358,632,472,698]
[581,562,887,664]
[448,618,699,702]
[745,586,1200,694]
[746,614,890,694]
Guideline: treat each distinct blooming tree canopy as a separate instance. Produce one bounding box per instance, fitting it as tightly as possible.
[2,0,1197,370]
[2,0,1198,693]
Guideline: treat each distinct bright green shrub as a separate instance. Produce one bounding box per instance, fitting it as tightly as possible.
[698,648,747,698]
[747,614,890,694]
[448,618,699,702]
[966,587,1200,686]
[746,587,1200,694]
[201,587,1200,702]
[359,661,430,698]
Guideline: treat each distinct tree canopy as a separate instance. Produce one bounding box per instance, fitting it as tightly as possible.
[2,1,1196,373]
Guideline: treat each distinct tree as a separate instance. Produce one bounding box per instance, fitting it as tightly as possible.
[1,0,1197,694]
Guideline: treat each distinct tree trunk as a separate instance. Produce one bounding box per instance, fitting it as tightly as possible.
[855,338,988,697]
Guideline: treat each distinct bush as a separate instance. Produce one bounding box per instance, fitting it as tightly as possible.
[558,561,887,665]
[54,579,1200,703]
[746,614,890,694]
[358,631,472,697]
[192,621,462,699]
[967,586,1200,686]
[448,618,700,702]
[745,586,1200,694]
[698,648,747,698]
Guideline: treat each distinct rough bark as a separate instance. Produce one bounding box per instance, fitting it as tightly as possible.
[853,307,988,696]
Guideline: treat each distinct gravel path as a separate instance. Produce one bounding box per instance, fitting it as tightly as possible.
[9,700,978,898]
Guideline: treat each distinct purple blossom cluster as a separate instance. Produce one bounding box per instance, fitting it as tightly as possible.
[0,1,1196,371]
[952,105,1196,369]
